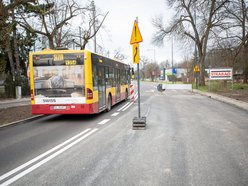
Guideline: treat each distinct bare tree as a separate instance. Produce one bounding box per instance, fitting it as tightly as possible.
[152,0,229,86]
[139,56,160,81]
[113,48,126,61]
[221,0,248,83]
[70,6,109,50]
[226,0,248,55]
[140,56,150,80]
[180,57,194,83]
[160,60,170,68]
[17,0,88,49]
[145,62,160,82]
[96,45,110,57]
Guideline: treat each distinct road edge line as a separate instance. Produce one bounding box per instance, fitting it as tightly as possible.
[0,115,46,129]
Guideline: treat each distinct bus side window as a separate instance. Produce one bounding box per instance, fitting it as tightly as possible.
[121,69,125,85]
[113,68,117,87]
[127,69,130,83]
[105,66,109,86]
[109,67,114,87]
[93,64,98,90]
[127,69,131,83]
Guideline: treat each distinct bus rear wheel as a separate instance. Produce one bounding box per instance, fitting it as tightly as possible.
[106,95,112,112]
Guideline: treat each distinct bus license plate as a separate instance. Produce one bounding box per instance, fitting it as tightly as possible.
[53,106,67,110]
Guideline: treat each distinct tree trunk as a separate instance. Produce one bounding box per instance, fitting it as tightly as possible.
[199,58,206,86]
[198,45,206,86]
[81,40,87,50]
[243,66,248,84]
[48,35,55,49]
[5,37,15,81]
[13,31,20,74]
[12,18,21,76]
[241,0,247,83]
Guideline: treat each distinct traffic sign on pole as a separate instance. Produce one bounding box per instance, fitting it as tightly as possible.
[132,43,140,64]
[194,65,200,72]
[130,18,146,130]
[130,20,143,44]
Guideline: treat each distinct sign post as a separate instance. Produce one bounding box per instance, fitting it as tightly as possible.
[194,65,200,89]
[130,18,146,130]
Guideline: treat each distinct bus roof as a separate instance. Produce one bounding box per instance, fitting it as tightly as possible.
[30,49,128,66]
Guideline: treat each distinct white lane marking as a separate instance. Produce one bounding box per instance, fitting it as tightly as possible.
[134,95,138,101]
[121,102,133,111]
[111,112,119,117]
[122,102,134,111]
[0,128,92,182]
[134,92,138,100]
[1,128,98,186]
[117,92,138,112]
[97,119,110,125]
[117,102,130,112]
[120,92,138,111]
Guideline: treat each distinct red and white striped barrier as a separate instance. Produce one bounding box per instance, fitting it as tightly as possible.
[130,84,135,102]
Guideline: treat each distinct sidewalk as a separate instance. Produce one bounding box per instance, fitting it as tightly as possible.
[0,97,31,109]
[0,97,43,128]
[193,89,248,112]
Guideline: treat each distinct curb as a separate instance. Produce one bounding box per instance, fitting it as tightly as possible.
[0,100,30,109]
[0,115,46,129]
[193,89,248,112]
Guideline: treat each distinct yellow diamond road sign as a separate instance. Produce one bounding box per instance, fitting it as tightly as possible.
[194,65,200,72]
[130,20,143,44]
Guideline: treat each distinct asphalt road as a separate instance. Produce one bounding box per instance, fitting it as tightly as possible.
[0,81,248,186]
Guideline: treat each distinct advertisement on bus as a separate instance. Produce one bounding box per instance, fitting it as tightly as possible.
[33,53,85,104]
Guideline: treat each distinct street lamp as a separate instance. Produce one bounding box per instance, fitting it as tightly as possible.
[91,1,96,53]
[164,36,174,71]
[166,36,175,83]
[171,37,174,70]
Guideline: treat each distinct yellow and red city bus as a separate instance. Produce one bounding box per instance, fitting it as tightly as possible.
[29,49,130,114]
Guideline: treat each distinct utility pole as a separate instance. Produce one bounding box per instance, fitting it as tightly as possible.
[91,1,96,53]
[172,37,174,69]
[79,27,82,49]
[194,10,199,89]
[171,37,174,83]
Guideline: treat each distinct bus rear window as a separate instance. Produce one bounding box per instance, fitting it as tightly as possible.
[33,53,84,66]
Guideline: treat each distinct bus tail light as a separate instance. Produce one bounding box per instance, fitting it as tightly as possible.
[30,89,34,101]
[86,88,93,99]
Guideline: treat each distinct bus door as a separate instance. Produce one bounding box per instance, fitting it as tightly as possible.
[98,66,106,110]
[116,69,121,101]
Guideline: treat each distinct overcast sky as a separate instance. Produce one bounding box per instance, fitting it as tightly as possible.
[86,0,184,66]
